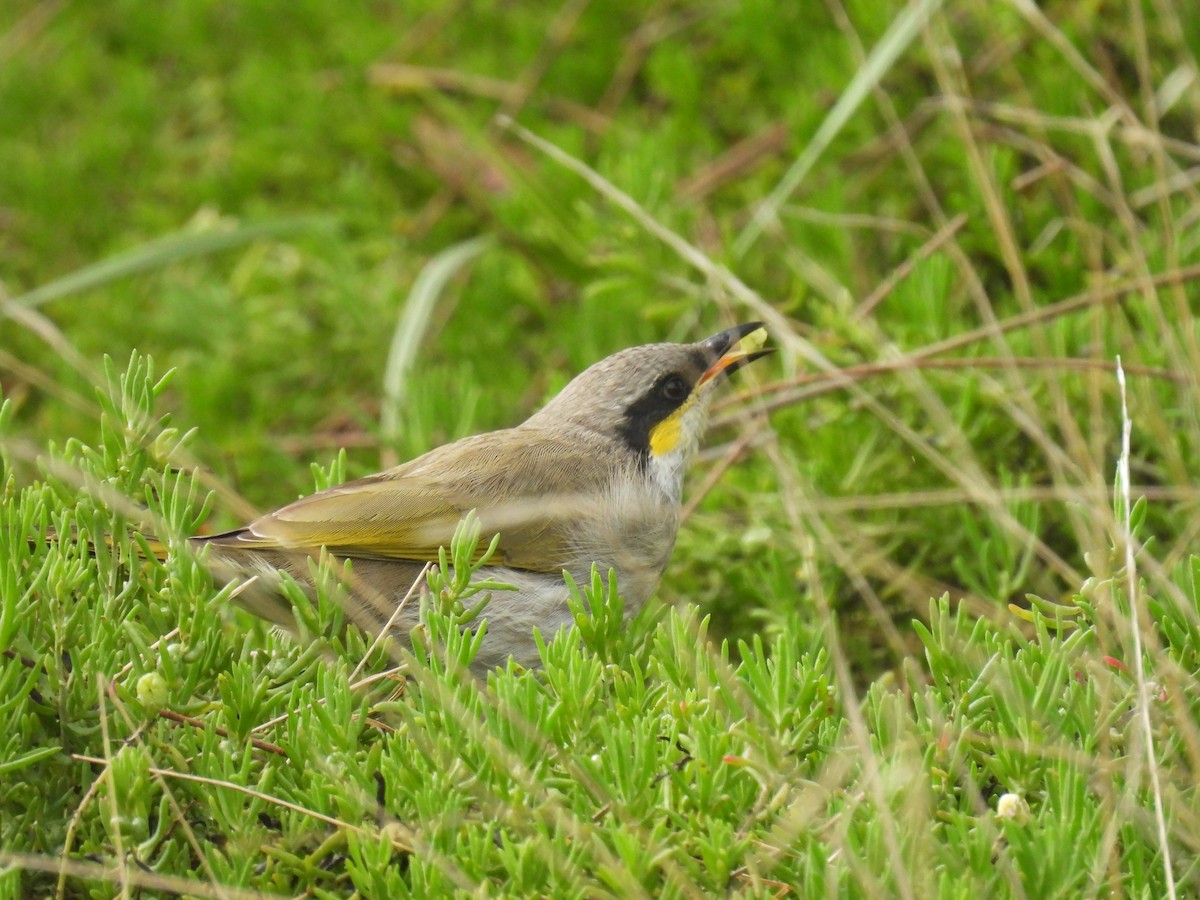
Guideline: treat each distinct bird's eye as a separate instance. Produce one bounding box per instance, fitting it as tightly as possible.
[661,375,688,402]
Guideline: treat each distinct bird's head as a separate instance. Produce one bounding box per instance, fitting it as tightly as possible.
[527,322,772,499]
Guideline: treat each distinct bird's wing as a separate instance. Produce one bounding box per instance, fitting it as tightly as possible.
[202,429,613,573]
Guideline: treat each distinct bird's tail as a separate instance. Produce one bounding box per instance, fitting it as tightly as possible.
[32,526,303,629]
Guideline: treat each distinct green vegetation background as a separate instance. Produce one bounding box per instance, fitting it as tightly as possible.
[3,0,1200,896]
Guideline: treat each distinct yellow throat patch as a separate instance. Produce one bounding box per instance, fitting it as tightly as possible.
[649,399,693,456]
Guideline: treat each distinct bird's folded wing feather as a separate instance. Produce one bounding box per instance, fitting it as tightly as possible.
[202,429,613,573]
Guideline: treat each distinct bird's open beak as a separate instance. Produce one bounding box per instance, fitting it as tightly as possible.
[698,322,773,385]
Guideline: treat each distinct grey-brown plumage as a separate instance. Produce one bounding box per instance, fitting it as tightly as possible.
[197,323,771,671]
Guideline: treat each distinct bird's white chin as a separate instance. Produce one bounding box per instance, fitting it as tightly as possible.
[647,449,690,504]
[647,399,710,502]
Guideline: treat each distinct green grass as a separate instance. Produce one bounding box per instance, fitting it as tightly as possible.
[4,0,1200,895]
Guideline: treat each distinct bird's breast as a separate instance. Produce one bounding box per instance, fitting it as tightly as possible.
[560,468,681,609]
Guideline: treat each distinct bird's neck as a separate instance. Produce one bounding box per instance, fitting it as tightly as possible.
[646,447,691,505]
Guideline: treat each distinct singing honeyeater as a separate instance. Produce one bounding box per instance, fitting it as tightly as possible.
[193,322,771,671]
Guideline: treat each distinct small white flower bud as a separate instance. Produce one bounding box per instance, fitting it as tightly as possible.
[996,792,1031,825]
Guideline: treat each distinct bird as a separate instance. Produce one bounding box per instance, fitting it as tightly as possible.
[192,322,772,672]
